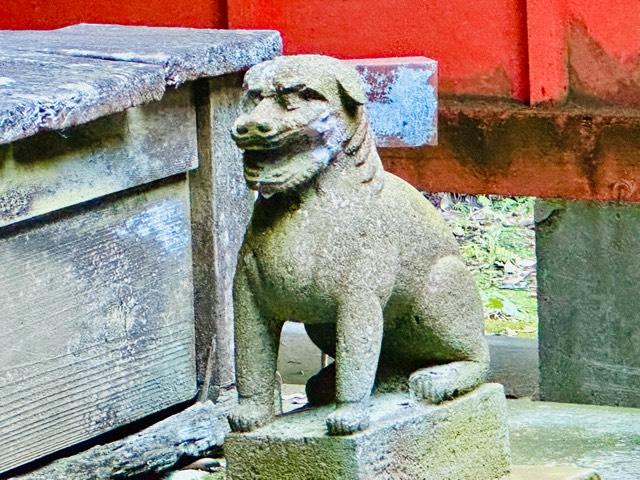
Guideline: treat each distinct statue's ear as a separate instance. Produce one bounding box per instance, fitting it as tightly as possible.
[336,74,367,112]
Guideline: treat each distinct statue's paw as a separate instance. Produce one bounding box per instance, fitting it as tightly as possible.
[228,403,274,433]
[326,403,370,436]
[409,368,454,404]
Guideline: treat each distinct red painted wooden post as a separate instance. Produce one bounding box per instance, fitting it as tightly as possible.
[526,0,568,104]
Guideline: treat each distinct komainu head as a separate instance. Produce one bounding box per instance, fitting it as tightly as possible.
[232,55,374,198]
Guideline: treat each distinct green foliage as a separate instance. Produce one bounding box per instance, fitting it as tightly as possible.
[429,194,537,337]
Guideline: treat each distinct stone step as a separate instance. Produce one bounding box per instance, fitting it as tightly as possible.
[508,398,640,479]
[509,465,600,480]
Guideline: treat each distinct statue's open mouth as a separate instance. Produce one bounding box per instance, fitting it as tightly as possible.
[233,128,302,151]
[242,135,326,196]
[243,149,298,186]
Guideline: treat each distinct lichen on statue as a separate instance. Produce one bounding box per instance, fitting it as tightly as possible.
[229,54,489,436]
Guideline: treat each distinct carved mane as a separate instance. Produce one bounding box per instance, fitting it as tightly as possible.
[343,107,385,194]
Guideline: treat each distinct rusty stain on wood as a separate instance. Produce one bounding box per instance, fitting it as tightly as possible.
[568,21,640,108]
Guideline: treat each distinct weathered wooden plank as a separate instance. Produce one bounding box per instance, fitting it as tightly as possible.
[9,397,233,480]
[0,25,281,145]
[0,24,282,87]
[0,85,197,228]
[348,57,438,147]
[0,178,197,474]
[0,51,165,145]
[190,74,254,399]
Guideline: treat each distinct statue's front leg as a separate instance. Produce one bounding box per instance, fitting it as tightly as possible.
[326,295,383,436]
[228,271,281,432]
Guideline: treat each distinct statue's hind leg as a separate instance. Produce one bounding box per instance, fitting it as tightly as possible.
[304,323,336,405]
[407,255,489,404]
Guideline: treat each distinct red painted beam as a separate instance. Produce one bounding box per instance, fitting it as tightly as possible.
[0,0,228,30]
[228,0,530,101]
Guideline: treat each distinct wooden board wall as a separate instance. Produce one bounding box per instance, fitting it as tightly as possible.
[0,86,197,229]
[0,178,196,473]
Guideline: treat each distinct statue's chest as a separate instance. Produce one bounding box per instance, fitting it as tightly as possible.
[244,206,344,316]
[254,212,330,282]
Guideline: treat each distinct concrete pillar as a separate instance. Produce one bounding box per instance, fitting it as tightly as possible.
[536,199,640,407]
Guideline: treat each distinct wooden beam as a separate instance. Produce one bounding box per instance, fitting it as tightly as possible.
[190,74,254,399]
[0,86,197,228]
[9,398,233,480]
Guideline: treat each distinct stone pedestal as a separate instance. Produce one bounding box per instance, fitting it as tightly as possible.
[225,383,510,480]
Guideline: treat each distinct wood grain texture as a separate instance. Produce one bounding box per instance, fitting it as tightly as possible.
[0,51,165,145]
[0,24,282,145]
[0,178,197,474]
[190,74,254,399]
[0,85,197,228]
[9,398,234,480]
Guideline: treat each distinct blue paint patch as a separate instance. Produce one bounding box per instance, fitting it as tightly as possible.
[361,66,437,147]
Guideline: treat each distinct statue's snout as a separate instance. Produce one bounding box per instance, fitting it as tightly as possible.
[231,114,277,150]
[233,116,274,137]
[232,99,296,151]
[232,95,280,146]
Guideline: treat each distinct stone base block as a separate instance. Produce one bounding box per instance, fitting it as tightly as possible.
[225,383,510,480]
[509,465,600,480]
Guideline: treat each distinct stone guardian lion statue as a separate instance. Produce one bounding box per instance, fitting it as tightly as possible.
[229,55,489,436]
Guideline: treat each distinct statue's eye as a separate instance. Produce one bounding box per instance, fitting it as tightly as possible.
[276,94,297,111]
[241,91,262,112]
[299,88,326,101]
[248,90,263,103]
